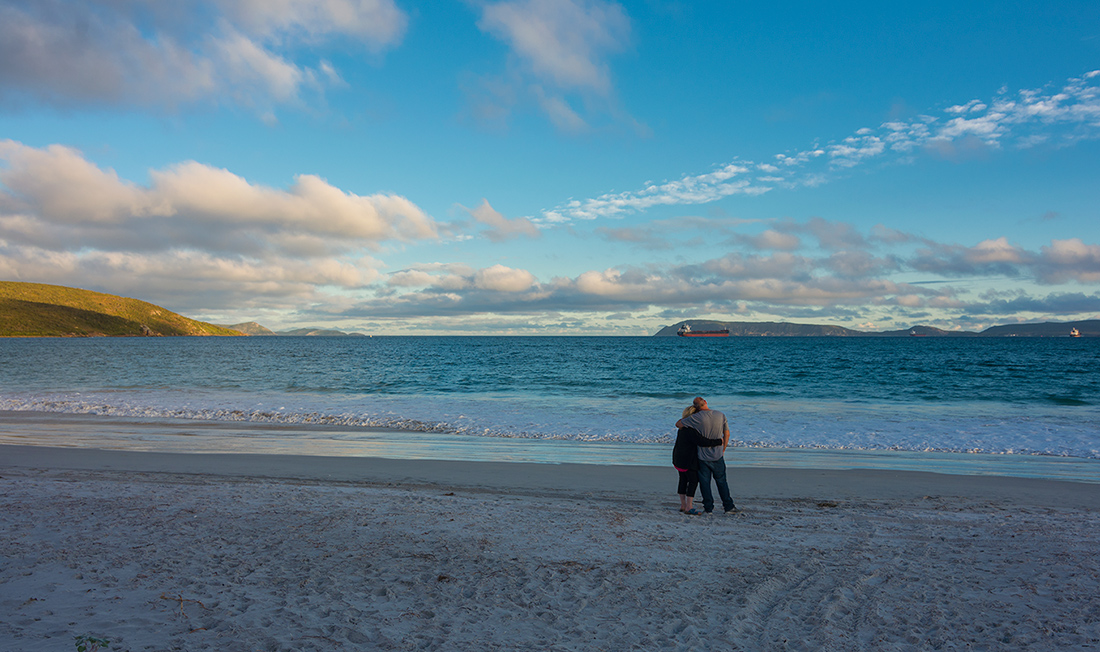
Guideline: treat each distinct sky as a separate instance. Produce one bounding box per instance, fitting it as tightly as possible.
[1,0,1099,335]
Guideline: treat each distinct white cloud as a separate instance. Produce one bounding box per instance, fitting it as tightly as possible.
[541,71,1100,223]
[385,262,540,294]
[595,215,759,250]
[799,217,868,251]
[575,268,654,298]
[740,229,801,251]
[0,2,208,107]
[0,0,407,112]
[822,251,900,279]
[0,140,437,310]
[542,163,767,222]
[966,237,1027,264]
[0,141,438,252]
[207,29,306,103]
[474,264,537,292]
[472,0,635,133]
[477,0,629,94]
[934,112,1007,144]
[870,224,917,245]
[0,244,381,313]
[699,252,811,281]
[223,0,407,47]
[946,100,987,114]
[828,135,886,168]
[0,141,145,224]
[902,235,1100,286]
[533,86,589,133]
[1037,239,1100,283]
[386,270,434,288]
[893,294,924,308]
[467,199,541,241]
[550,263,922,310]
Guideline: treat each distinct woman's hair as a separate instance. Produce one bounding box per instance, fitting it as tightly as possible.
[682,405,698,418]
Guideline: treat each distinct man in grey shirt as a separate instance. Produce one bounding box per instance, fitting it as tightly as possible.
[675,396,737,513]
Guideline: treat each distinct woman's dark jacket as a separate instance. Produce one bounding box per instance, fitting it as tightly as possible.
[672,426,723,470]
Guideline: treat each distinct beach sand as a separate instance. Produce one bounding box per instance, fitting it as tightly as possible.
[2,444,1099,651]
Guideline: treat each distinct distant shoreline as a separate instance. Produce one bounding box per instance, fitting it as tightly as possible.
[2,327,1098,337]
[653,319,1100,337]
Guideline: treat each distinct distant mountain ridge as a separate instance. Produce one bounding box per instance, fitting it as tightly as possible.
[223,321,277,336]
[0,282,242,337]
[277,328,366,337]
[655,319,1100,337]
[218,323,365,336]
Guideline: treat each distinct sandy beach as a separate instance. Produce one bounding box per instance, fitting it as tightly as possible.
[2,444,1099,651]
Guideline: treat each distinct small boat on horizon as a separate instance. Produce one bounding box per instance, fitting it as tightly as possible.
[678,324,730,337]
[1070,328,1081,337]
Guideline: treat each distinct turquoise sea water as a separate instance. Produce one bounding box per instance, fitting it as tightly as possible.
[1,336,1098,478]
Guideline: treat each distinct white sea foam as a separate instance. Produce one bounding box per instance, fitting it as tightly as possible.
[3,388,1098,460]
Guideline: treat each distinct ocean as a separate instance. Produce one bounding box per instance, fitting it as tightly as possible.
[2,336,1098,480]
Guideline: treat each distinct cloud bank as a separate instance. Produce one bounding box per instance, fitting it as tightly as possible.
[3,138,1095,330]
[341,218,1100,331]
[0,140,436,311]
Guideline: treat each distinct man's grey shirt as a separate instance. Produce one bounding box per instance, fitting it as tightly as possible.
[680,409,727,462]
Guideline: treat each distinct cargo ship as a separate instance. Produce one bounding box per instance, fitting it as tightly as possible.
[677,324,730,337]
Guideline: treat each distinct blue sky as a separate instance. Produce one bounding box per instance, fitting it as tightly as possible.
[1,0,1099,334]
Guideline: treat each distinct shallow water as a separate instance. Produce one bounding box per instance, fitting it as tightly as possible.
[1,336,1098,472]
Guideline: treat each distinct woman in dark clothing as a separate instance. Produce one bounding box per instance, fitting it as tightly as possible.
[673,405,724,514]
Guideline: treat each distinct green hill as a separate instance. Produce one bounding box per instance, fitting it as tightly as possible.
[0,282,243,337]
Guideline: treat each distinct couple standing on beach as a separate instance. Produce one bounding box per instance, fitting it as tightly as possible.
[673,396,738,515]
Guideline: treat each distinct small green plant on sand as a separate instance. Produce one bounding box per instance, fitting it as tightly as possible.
[74,634,110,652]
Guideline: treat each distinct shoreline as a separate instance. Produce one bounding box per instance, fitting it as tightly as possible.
[3,409,1100,484]
[4,443,1099,510]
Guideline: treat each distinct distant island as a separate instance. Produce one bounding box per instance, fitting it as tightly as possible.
[654,319,1099,338]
